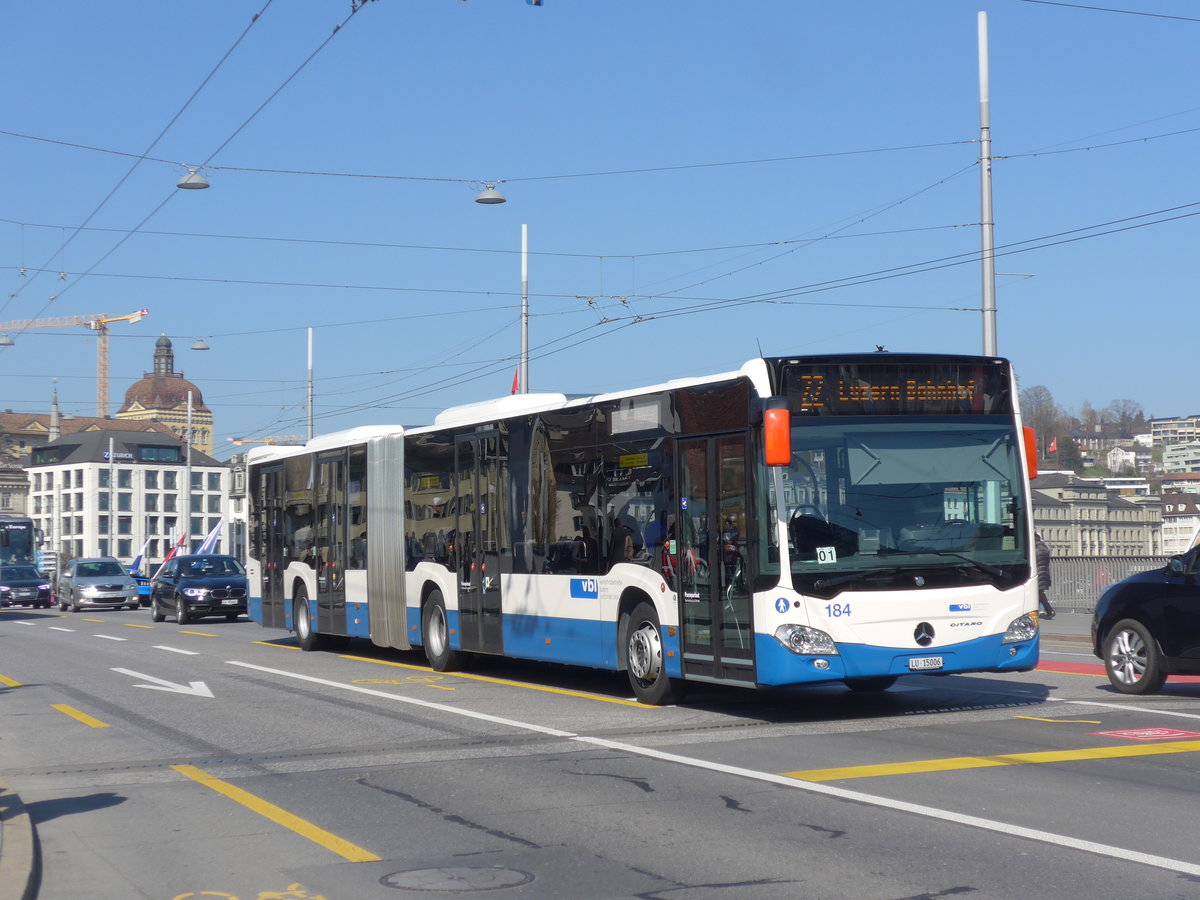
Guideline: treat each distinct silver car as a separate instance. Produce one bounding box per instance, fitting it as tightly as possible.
[56,557,140,612]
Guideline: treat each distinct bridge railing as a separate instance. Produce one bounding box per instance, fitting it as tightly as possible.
[1047,555,1166,613]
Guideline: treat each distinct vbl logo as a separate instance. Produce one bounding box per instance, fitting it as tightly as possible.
[570,578,599,599]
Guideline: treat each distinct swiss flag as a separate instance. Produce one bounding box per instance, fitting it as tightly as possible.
[1048,437,1058,454]
[511,367,520,395]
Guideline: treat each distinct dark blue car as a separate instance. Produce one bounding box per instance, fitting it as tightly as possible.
[1092,543,1200,694]
[150,555,248,624]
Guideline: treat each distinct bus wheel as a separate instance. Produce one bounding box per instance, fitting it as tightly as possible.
[294,589,326,651]
[626,602,685,706]
[422,591,462,671]
[844,676,898,692]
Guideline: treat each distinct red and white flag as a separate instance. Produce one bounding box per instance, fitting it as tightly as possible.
[511,367,520,395]
[152,531,189,580]
[1048,437,1058,454]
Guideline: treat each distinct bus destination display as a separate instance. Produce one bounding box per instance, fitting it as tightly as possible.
[782,360,1012,416]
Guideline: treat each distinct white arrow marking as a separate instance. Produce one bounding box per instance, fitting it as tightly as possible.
[111,667,213,698]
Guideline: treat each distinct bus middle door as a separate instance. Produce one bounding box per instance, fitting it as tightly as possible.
[454,430,504,655]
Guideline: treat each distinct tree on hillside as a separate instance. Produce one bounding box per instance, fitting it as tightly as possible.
[1019,385,1062,455]
[1103,399,1145,435]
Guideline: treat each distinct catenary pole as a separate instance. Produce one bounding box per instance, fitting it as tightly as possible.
[978,11,998,356]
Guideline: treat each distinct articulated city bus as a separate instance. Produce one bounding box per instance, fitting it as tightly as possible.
[246,353,1041,704]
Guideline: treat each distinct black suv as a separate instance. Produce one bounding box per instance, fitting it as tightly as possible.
[150,554,248,624]
[1092,544,1200,694]
[0,564,53,608]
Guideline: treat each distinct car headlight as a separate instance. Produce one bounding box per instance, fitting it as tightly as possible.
[80,585,101,597]
[1002,613,1038,644]
[774,623,840,656]
[183,588,210,598]
[38,583,50,590]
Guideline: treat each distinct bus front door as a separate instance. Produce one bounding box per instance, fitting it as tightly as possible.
[677,435,754,684]
[454,431,504,655]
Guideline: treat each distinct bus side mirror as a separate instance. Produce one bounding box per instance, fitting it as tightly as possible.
[1023,426,1037,480]
[764,406,791,467]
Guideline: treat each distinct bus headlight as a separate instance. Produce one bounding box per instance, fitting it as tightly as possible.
[1001,613,1038,644]
[774,624,839,656]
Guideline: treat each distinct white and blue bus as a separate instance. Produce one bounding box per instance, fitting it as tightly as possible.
[246,353,1041,704]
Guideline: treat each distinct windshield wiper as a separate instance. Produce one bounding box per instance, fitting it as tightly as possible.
[875,547,1005,579]
[916,551,1004,578]
[813,567,901,590]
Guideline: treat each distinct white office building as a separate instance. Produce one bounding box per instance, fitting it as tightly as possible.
[26,429,229,571]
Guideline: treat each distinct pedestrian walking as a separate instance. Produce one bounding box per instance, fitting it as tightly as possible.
[1035,532,1055,620]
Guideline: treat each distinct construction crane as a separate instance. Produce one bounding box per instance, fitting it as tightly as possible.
[0,308,149,417]
[227,436,304,446]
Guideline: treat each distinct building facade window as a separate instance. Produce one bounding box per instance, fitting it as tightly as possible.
[118,493,133,512]
[164,471,177,490]
[145,494,159,511]
[207,494,221,513]
[207,472,221,491]
[145,470,158,489]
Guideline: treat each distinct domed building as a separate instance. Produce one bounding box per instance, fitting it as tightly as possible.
[115,334,213,455]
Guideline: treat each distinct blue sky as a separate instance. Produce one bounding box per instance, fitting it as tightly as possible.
[2,0,1196,458]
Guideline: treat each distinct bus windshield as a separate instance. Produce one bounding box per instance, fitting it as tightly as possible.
[0,519,36,566]
[764,418,1029,594]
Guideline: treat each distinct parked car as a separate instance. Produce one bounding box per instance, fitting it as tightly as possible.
[1092,544,1200,694]
[0,564,53,608]
[56,557,140,612]
[150,554,248,624]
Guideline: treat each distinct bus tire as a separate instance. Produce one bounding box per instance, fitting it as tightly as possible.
[626,601,685,706]
[294,588,327,652]
[844,676,898,692]
[422,590,462,671]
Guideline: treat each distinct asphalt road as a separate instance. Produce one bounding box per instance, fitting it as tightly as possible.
[3,606,1200,900]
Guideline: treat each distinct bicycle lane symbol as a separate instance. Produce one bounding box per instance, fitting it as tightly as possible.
[173,885,328,900]
[352,675,454,691]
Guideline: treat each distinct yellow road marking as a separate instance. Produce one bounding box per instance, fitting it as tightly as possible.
[124,623,155,629]
[179,630,217,637]
[1014,715,1102,724]
[52,704,110,728]
[254,640,300,650]
[0,673,22,687]
[81,617,106,623]
[784,739,1200,782]
[171,764,380,862]
[339,653,647,708]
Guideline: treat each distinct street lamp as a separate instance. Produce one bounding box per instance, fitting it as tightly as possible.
[177,168,210,190]
[475,183,506,204]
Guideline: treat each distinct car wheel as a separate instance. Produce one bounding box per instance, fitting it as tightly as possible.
[58,598,68,612]
[150,600,165,623]
[70,593,81,613]
[422,590,462,671]
[1104,618,1166,695]
[175,595,190,625]
[225,612,239,622]
[844,676,899,692]
[625,601,685,705]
